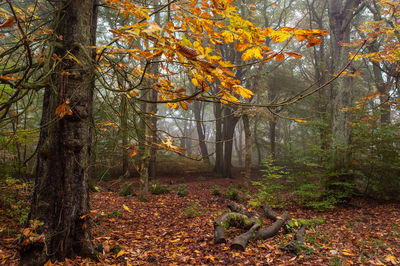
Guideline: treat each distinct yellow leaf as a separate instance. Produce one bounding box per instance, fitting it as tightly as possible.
[242,48,255,61]
[204,255,216,261]
[142,22,161,33]
[116,250,125,258]
[341,249,356,257]
[384,254,398,264]
[253,47,263,59]
[122,204,131,213]
[221,30,234,44]
[267,28,293,43]
[242,47,262,61]
[295,119,307,123]
[192,78,199,87]
[234,85,253,98]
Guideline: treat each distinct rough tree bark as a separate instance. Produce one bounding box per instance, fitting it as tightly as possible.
[20,1,98,264]
[328,0,362,170]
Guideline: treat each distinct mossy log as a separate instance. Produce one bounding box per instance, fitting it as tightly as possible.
[255,213,291,240]
[214,212,255,244]
[215,202,309,252]
[281,225,306,254]
[227,202,263,226]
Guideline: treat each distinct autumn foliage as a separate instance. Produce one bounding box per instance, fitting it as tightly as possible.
[92,0,327,107]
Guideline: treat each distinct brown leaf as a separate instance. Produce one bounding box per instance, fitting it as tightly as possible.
[0,17,14,28]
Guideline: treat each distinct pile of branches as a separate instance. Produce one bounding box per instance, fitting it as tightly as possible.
[214,202,306,252]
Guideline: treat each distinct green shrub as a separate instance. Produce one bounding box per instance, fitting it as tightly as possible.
[249,158,287,208]
[119,182,135,197]
[294,183,336,211]
[211,185,221,196]
[150,179,170,195]
[183,201,205,218]
[176,184,188,197]
[225,186,239,201]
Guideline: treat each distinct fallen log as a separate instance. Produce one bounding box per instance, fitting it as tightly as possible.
[214,202,311,253]
[228,202,252,217]
[255,213,291,240]
[262,203,281,221]
[281,225,306,254]
[227,202,263,226]
[214,212,255,244]
[231,222,261,251]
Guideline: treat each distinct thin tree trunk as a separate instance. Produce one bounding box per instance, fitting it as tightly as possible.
[214,102,223,174]
[269,119,277,160]
[120,94,129,177]
[194,101,210,165]
[20,1,98,264]
[237,122,243,166]
[253,121,261,166]
[223,107,240,178]
[242,114,251,181]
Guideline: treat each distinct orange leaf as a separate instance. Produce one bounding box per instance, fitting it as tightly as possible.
[180,101,188,110]
[43,260,53,266]
[55,101,73,119]
[306,37,322,47]
[285,51,302,59]
[0,17,14,28]
[275,53,285,62]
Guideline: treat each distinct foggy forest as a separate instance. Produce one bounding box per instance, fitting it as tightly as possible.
[0,0,399,265]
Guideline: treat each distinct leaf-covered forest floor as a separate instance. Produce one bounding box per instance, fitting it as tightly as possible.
[1,171,400,265]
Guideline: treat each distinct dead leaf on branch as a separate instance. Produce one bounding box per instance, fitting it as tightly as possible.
[55,99,72,119]
[0,17,14,28]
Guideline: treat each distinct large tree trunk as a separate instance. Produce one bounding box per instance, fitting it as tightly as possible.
[329,0,362,170]
[20,1,98,264]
